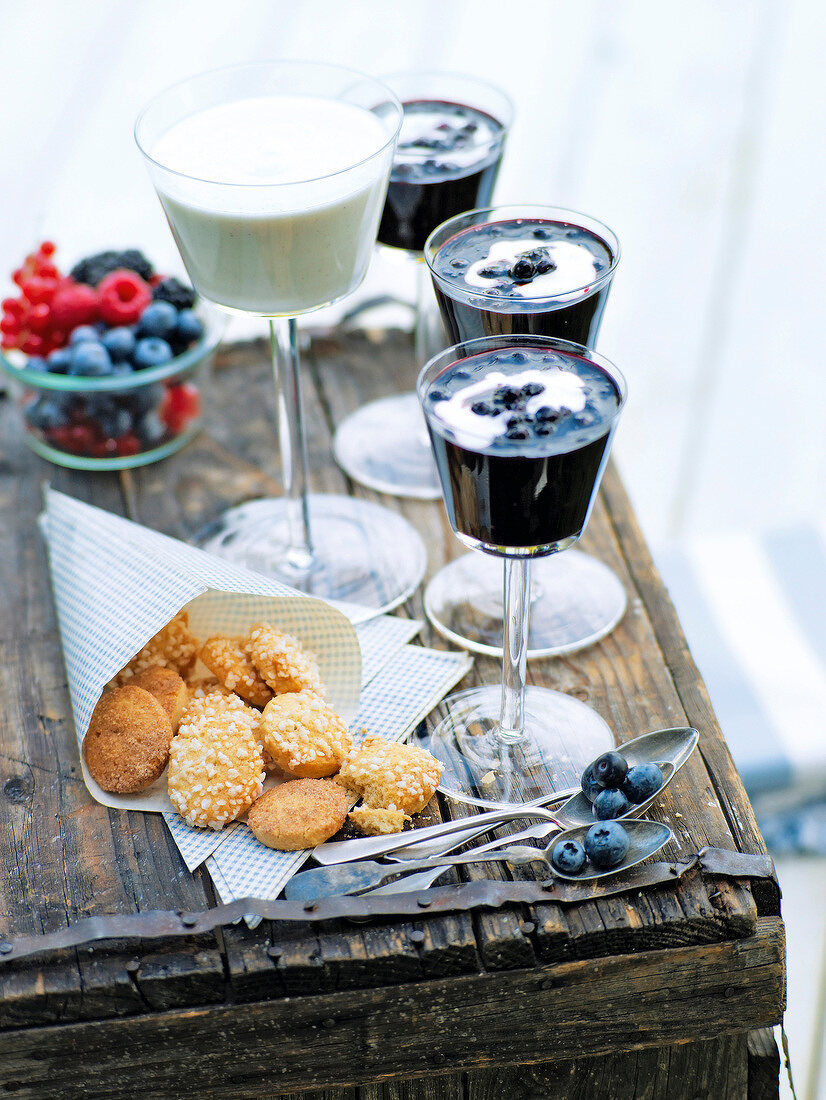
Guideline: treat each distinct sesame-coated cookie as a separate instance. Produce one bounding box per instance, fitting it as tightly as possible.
[168,693,265,830]
[83,685,174,794]
[260,691,352,778]
[129,665,188,732]
[199,635,273,708]
[348,806,411,836]
[336,734,443,815]
[248,624,325,697]
[116,611,199,685]
[247,779,349,850]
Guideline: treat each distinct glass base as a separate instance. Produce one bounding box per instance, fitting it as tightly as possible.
[195,493,427,620]
[424,550,627,658]
[411,685,614,806]
[333,393,442,499]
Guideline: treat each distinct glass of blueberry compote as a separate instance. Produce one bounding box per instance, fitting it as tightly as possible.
[332,73,512,500]
[422,205,626,658]
[135,62,427,617]
[415,333,626,805]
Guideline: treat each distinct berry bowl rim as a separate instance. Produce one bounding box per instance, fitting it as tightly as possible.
[0,301,226,394]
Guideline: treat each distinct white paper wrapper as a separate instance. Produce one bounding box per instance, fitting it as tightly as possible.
[40,488,362,815]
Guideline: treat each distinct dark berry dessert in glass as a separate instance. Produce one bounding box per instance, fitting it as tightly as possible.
[332,74,513,502]
[422,343,623,555]
[416,333,627,807]
[378,100,507,254]
[425,205,620,348]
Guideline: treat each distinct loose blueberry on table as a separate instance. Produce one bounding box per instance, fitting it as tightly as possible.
[2,244,205,460]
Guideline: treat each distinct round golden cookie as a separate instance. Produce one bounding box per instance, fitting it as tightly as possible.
[83,685,174,794]
[199,636,273,708]
[248,624,324,697]
[179,689,260,739]
[129,666,188,732]
[336,733,443,815]
[116,610,199,685]
[260,691,352,778]
[168,694,265,830]
[247,779,349,850]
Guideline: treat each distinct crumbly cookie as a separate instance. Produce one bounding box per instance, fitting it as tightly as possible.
[336,734,443,815]
[117,610,199,685]
[129,665,188,732]
[248,624,325,697]
[247,779,349,850]
[260,691,352,778]
[199,636,273,708]
[348,806,411,836]
[168,693,265,830]
[83,685,174,794]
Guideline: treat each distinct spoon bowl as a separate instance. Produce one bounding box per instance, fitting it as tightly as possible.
[546,819,674,881]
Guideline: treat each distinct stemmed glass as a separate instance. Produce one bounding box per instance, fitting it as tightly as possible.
[413,333,626,805]
[423,204,624,653]
[332,73,512,499]
[135,61,425,615]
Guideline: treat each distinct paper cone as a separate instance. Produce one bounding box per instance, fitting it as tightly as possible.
[41,487,362,814]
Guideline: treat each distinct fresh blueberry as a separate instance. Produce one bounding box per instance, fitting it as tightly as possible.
[101,326,137,362]
[593,788,631,820]
[69,325,101,345]
[135,410,167,445]
[68,341,113,377]
[535,406,560,423]
[25,356,49,373]
[136,300,178,339]
[521,381,545,398]
[96,408,133,440]
[471,401,495,416]
[511,258,535,281]
[551,838,587,875]
[492,385,523,409]
[536,258,556,274]
[580,762,603,803]
[428,388,447,402]
[132,337,173,370]
[47,347,73,374]
[174,309,204,347]
[584,821,630,869]
[622,763,664,804]
[24,395,71,431]
[592,750,628,789]
[504,425,530,440]
[110,361,135,377]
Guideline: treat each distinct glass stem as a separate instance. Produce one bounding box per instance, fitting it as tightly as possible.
[414,256,443,366]
[498,556,531,744]
[269,317,313,574]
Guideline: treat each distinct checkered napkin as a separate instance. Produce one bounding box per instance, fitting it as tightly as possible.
[656,523,826,853]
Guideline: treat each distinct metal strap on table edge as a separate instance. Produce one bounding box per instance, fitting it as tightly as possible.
[0,848,775,964]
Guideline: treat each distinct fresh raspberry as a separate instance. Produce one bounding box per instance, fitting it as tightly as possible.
[39,241,57,258]
[114,431,142,457]
[48,281,99,331]
[159,382,201,433]
[97,270,152,326]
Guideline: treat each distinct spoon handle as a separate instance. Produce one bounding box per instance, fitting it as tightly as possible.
[312,805,562,866]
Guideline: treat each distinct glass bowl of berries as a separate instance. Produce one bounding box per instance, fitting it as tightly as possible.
[0,242,224,470]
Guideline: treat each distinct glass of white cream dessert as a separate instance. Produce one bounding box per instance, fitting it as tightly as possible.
[135,61,425,614]
[421,205,625,657]
[332,72,512,501]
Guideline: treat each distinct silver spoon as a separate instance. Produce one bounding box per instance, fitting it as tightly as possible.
[285,820,674,901]
[312,727,697,866]
[364,820,560,897]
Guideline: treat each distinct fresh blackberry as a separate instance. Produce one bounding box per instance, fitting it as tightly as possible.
[69,249,154,286]
[152,277,196,310]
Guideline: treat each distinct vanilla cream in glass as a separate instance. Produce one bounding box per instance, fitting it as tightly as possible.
[136,62,425,615]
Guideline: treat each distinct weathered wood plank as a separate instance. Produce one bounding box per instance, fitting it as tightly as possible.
[0,920,784,1099]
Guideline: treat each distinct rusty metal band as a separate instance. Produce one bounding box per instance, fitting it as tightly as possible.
[0,847,775,964]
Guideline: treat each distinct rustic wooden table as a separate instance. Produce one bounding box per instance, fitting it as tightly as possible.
[0,331,785,1099]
